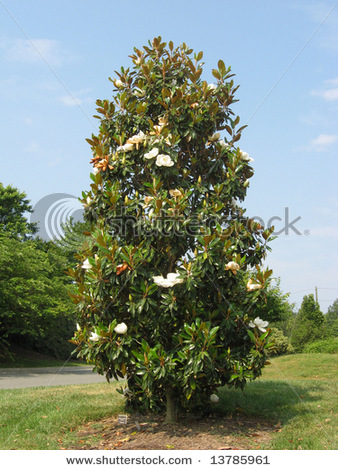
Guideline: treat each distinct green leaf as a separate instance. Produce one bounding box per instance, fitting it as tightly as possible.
[212,69,221,80]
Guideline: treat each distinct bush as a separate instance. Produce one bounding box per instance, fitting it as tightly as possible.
[303,338,338,354]
[269,328,294,356]
[290,319,326,353]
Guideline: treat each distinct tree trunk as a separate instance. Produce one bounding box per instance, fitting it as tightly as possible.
[165,387,176,423]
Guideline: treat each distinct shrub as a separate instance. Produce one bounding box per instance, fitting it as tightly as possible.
[303,338,338,354]
[269,328,294,356]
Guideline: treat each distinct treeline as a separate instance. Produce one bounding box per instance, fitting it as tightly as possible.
[0,183,85,360]
[268,293,338,355]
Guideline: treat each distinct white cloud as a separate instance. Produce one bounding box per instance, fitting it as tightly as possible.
[309,226,338,239]
[59,88,92,107]
[49,157,63,167]
[325,78,338,86]
[311,80,338,101]
[299,110,329,126]
[23,117,33,125]
[314,197,338,219]
[3,39,69,66]
[292,2,338,52]
[311,134,338,147]
[60,95,83,107]
[24,141,40,153]
[301,133,338,151]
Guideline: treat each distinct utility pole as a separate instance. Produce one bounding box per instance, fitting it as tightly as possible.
[315,286,318,304]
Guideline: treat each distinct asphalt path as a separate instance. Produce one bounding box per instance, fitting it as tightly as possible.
[0,366,108,389]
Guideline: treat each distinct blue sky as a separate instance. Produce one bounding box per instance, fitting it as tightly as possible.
[1,0,337,312]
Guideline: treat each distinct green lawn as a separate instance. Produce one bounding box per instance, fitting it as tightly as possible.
[217,353,337,450]
[0,353,336,450]
[0,346,86,369]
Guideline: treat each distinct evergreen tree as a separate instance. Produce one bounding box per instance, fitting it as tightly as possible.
[70,38,275,422]
[291,294,325,352]
[325,299,338,337]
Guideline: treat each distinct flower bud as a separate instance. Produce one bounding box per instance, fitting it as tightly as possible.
[115,79,124,88]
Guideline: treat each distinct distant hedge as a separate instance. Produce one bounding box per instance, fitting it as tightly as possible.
[303,338,338,354]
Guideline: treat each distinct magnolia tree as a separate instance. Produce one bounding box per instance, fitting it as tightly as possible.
[69,37,274,423]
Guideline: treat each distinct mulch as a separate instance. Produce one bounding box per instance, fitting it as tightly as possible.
[63,413,281,450]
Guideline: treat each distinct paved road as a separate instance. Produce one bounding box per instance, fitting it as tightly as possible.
[0,366,107,389]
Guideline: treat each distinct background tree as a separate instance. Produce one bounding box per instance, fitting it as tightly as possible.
[70,37,275,422]
[0,183,76,359]
[246,276,294,328]
[0,233,75,358]
[57,218,91,266]
[291,294,325,352]
[324,298,338,337]
[0,183,37,239]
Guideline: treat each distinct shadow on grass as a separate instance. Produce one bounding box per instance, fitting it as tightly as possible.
[217,379,325,424]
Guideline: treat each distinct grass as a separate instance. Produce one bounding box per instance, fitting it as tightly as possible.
[0,353,336,450]
[0,383,125,450]
[217,354,337,450]
[0,345,86,369]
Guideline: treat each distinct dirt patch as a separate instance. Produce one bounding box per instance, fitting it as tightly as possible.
[63,413,280,450]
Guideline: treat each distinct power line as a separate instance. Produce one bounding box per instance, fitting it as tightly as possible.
[290,287,338,294]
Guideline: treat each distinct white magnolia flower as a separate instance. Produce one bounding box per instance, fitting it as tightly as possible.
[114,322,128,335]
[247,279,263,291]
[76,323,81,331]
[249,317,269,333]
[156,154,174,167]
[219,140,230,149]
[210,394,219,403]
[143,196,154,206]
[144,148,159,159]
[153,272,183,288]
[82,258,92,270]
[169,189,182,198]
[115,79,124,88]
[92,167,99,175]
[165,134,173,145]
[167,272,183,285]
[162,278,176,288]
[117,143,134,153]
[239,150,254,162]
[225,261,240,275]
[86,196,91,205]
[89,332,101,342]
[127,131,145,147]
[158,117,167,127]
[208,83,217,91]
[123,387,132,396]
[231,198,239,209]
[133,87,145,97]
[209,132,221,142]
